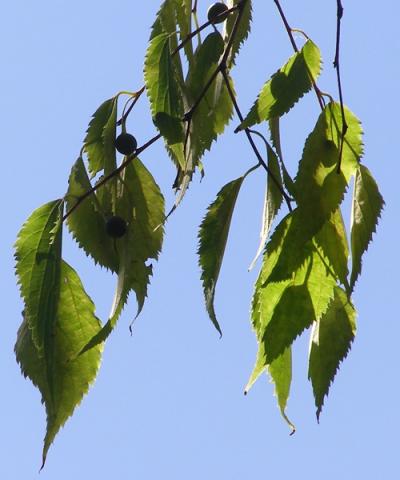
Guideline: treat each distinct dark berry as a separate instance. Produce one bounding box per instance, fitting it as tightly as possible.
[207,2,229,24]
[114,133,137,155]
[105,216,128,238]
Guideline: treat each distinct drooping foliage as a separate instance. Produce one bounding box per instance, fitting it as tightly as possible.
[14,0,383,466]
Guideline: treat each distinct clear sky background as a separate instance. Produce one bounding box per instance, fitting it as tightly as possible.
[1,1,399,478]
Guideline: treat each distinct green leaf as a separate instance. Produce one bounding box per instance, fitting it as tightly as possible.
[15,200,63,354]
[269,102,362,282]
[308,287,356,420]
[245,337,294,432]
[81,159,165,352]
[237,40,321,131]
[225,0,252,68]
[269,117,296,198]
[186,31,233,158]
[269,347,294,431]
[350,165,384,291]
[249,143,283,270]
[15,261,103,467]
[198,177,244,335]
[261,246,336,364]
[315,209,349,289]
[65,157,118,271]
[144,32,185,147]
[84,97,117,176]
[175,0,193,62]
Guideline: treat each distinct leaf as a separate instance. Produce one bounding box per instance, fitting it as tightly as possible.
[249,143,283,270]
[269,102,363,282]
[269,117,296,198]
[15,200,63,354]
[225,0,252,68]
[15,261,103,467]
[245,334,294,432]
[186,31,233,158]
[175,0,193,62]
[261,246,336,364]
[236,40,321,131]
[80,159,165,352]
[308,287,356,420]
[65,157,118,272]
[144,32,185,147]
[314,209,349,289]
[268,347,295,432]
[84,97,117,176]
[198,177,244,335]
[350,165,384,291]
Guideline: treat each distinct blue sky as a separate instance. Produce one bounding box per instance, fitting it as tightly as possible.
[2,1,399,478]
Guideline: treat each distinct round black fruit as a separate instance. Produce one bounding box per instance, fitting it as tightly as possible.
[105,216,128,238]
[207,2,229,24]
[114,133,137,155]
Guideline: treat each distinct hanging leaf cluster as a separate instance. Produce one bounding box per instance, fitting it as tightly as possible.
[14,0,384,466]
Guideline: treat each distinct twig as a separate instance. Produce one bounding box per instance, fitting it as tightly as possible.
[333,0,348,173]
[220,67,293,212]
[63,133,161,221]
[273,0,325,111]
[116,86,145,127]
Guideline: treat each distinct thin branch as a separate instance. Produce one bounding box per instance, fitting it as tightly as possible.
[273,0,325,111]
[63,133,161,222]
[220,67,293,212]
[116,86,145,127]
[333,0,348,173]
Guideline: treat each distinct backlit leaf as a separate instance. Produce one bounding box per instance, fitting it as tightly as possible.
[225,0,252,68]
[237,40,321,131]
[249,143,283,270]
[269,102,362,282]
[308,287,356,420]
[350,165,384,291]
[15,261,103,467]
[15,200,63,354]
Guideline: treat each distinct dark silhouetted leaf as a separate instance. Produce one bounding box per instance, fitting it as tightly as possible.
[198,176,244,334]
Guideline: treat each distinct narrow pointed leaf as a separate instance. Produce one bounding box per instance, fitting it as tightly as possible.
[350,165,384,291]
[15,261,103,467]
[84,97,117,176]
[249,144,283,270]
[245,337,294,431]
[225,0,252,68]
[269,117,296,197]
[308,287,356,420]
[269,347,295,432]
[175,0,193,62]
[198,177,244,334]
[237,40,321,131]
[15,200,63,353]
